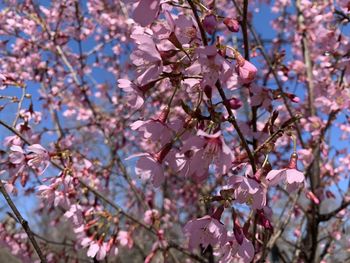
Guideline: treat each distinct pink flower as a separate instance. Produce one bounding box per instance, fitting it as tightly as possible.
[117,79,145,109]
[219,232,254,263]
[266,153,305,192]
[229,174,267,210]
[236,60,257,84]
[179,130,234,179]
[184,206,227,249]
[130,0,160,27]
[37,185,56,205]
[8,145,26,177]
[169,149,209,182]
[130,29,163,86]
[235,53,257,84]
[64,204,83,226]
[9,145,25,165]
[87,240,108,260]
[130,107,172,146]
[193,45,235,89]
[236,58,258,84]
[26,144,50,175]
[37,178,70,208]
[117,230,133,248]
[164,11,199,45]
[134,153,164,187]
[144,209,159,225]
[127,144,172,188]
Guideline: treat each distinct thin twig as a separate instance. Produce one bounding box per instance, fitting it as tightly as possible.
[253,114,302,156]
[12,85,26,127]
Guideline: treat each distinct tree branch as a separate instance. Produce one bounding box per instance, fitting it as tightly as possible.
[232,0,305,149]
[318,200,350,222]
[0,179,47,262]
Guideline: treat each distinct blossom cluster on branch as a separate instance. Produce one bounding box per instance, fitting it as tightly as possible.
[0,0,349,263]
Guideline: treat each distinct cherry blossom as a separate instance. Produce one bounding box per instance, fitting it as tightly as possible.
[266,153,305,192]
[0,0,348,262]
[184,206,227,249]
[26,144,50,174]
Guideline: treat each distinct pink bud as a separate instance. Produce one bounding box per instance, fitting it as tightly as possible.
[306,190,320,205]
[257,210,273,230]
[254,167,265,181]
[223,18,240,32]
[203,14,218,35]
[235,54,258,84]
[144,252,156,263]
[233,224,244,245]
[294,229,301,237]
[157,106,170,123]
[228,97,242,109]
[285,92,300,103]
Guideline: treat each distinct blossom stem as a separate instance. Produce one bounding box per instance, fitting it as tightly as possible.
[262,154,269,167]
[292,135,297,153]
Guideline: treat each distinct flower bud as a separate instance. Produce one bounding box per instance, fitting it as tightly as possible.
[233,223,244,245]
[235,53,258,84]
[157,106,170,123]
[223,18,240,32]
[228,97,242,109]
[203,14,218,34]
[286,92,300,103]
[306,190,320,205]
[257,210,273,230]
